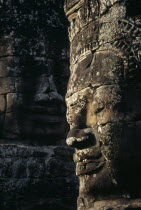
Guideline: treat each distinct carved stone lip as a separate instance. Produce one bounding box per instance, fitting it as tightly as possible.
[76,160,105,176]
[74,147,104,175]
[73,146,102,163]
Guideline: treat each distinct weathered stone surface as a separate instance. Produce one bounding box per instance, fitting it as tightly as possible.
[78,198,141,210]
[0,112,4,137]
[0,77,23,94]
[65,0,141,209]
[0,145,78,210]
[0,0,70,141]
[3,112,20,139]
[0,37,14,56]
[0,95,6,137]
[0,95,6,112]
[0,56,21,77]
[6,93,23,113]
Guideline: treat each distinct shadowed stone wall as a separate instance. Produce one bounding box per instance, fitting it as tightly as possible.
[0,145,78,210]
[0,0,78,209]
[65,0,141,209]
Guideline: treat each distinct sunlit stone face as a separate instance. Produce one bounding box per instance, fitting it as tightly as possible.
[66,50,141,198]
[0,0,69,143]
[65,0,141,208]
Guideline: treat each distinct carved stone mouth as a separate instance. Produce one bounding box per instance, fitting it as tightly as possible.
[74,147,105,175]
[73,146,103,163]
[76,160,105,176]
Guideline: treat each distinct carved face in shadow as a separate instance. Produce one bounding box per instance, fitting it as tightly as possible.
[0,0,69,143]
[66,50,141,196]
[0,40,69,143]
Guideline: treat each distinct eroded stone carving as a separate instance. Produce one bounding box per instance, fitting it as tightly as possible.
[0,0,69,143]
[65,0,141,209]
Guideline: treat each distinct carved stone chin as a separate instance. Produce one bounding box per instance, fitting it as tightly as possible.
[65,0,141,209]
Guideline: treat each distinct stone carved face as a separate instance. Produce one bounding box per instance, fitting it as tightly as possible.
[66,49,141,198]
[65,0,141,208]
[0,0,69,143]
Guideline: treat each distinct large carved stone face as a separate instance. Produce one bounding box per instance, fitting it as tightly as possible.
[65,0,141,202]
[0,0,69,143]
[66,51,141,200]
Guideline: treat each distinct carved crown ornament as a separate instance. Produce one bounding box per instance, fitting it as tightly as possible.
[64,0,84,19]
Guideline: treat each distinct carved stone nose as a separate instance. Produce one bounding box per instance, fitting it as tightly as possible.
[34,91,63,103]
[34,74,63,103]
[66,128,96,149]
